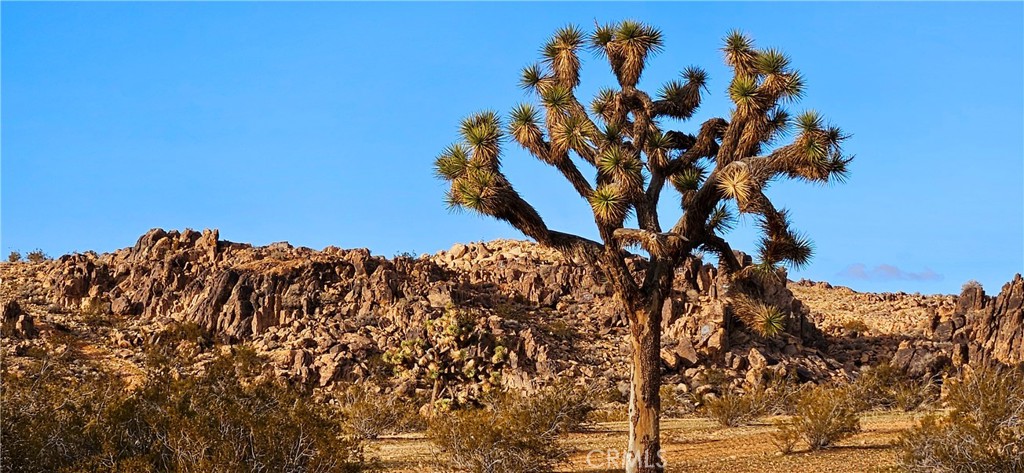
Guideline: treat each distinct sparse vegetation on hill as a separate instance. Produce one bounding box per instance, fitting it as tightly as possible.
[24,250,47,263]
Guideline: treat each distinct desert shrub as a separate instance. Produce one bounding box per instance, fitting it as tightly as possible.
[1,346,372,473]
[660,384,698,417]
[702,374,804,427]
[80,297,112,321]
[7,251,20,262]
[493,302,529,323]
[530,380,596,432]
[772,420,800,455]
[897,366,1024,472]
[427,383,593,473]
[141,347,370,472]
[597,385,627,404]
[0,356,116,472]
[590,402,630,423]
[850,362,902,410]
[891,377,937,412]
[25,249,48,263]
[755,372,806,415]
[783,386,861,450]
[339,383,425,439]
[704,391,764,427]
[851,363,937,411]
[700,367,730,389]
[143,322,214,366]
[961,280,983,292]
[590,385,629,422]
[540,319,577,341]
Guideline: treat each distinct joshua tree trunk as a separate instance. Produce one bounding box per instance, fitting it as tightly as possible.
[626,298,665,473]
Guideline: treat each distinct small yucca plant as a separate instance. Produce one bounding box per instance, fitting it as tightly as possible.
[733,296,788,338]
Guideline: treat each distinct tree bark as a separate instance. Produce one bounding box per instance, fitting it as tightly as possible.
[625,300,665,473]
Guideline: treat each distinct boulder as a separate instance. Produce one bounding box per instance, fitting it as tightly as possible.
[2,301,35,339]
[892,342,951,378]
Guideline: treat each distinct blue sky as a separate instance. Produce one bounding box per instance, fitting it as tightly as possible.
[2,2,1021,295]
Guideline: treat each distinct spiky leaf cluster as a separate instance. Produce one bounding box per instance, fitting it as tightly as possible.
[598,147,644,191]
[542,25,585,88]
[707,203,736,234]
[740,299,787,338]
[589,184,629,225]
[592,20,664,87]
[755,209,814,269]
[436,113,513,215]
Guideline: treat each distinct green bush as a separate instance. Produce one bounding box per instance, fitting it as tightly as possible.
[732,296,788,338]
[897,366,1024,472]
[777,386,861,451]
[1,346,373,473]
[7,251,20,263]
[427,382,593,473]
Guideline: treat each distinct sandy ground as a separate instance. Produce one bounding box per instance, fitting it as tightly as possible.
[368,411,925,472]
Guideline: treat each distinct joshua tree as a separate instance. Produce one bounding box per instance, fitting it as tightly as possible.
[434,21,850,473]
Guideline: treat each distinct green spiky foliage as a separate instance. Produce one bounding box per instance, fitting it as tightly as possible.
[433,22,852,473]
[734,298,788,338]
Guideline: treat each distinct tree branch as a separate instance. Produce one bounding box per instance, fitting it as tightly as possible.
[511,121,595,199]
[661,118,727,177]
[702,234,742,273]
[612,228,687,258]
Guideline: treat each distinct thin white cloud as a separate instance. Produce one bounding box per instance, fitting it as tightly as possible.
[838,263,943,282]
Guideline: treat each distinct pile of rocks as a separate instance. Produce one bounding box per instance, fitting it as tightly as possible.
[789,275,1023,379]
[3,228,1019,404]
[889,275,1023,377]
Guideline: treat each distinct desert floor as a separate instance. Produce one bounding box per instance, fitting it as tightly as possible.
[368,411,927,473]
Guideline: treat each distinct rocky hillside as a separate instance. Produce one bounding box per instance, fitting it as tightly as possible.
[2,229,1020,405]
[790,275,1023,377]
